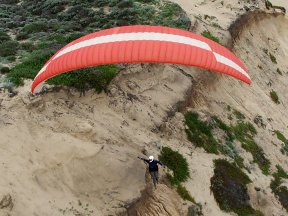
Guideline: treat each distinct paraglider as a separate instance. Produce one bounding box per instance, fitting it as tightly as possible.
[31,25,251,93]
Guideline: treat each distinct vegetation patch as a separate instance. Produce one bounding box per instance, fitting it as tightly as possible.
[281,141,288,156]
[184,111,270,174]
[269,53,277,64]
[211,116,244,168]
[273,130,288,156]
[6,49,117,93]
[210,159,263,216]
[263,48,268,55]
[270,165,288,211]
[47,65,118,93]
[270,90,280,104]
[274,130,286,143]
[187,204,203,216]
[201,31,220,44]
[277,68,282,75]
[2,0,190,92]
[0,66,10,74]
[233,109,245,121]
[184,112,220,154]
[0,31,10,42]
[7,50,55,86]
[176,184,195,203]
[212,116,234,142]
[159,146,190,185]
[159,147,194,204]
[21,21,47,34]
[0,40,19,57]
[232,121,270,175]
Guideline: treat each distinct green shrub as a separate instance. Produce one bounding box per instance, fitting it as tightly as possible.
[7,55,16,62]
[117,0,134,8]
[269,53,277,64]
[270,90,280,104]
[0,66,10,74]
[159,2,182,17]
[46,34,67,44]
[20,42,35,52]
[7,50,54,85]
[201,31,220,43]
[274,131,288,155]
[159,146,190,185]
[212,116,234,142]
[93,0,112,7]
[177,185,195,203]
[232,121,270,175]
[0,40,19,57]
[277,68,282,75]
[281,140,288,156]
[185,111,269,173]
[233,109,245,120]
[22,21,47,34]
[211,159,263,216]
[8,44,118,93]
[270,165,288,211]
[232,121,257,141]
[16,32,29,40]
[274,165,288,179]
[211,116,245,168]
[187,204,203,216]
[263,48,268,55]
[274,130,287,143]
[65,32,86,43]
[185,112,219,154]
[47,65,118,93]
[1,0,19,4]
[0,31,10,42]
[227,105,231,111]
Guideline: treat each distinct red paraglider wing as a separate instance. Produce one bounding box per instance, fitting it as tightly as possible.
[31,25,251,93]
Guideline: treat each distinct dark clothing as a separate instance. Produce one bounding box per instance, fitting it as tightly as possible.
[141,158,163,172]
[150,171,159,184]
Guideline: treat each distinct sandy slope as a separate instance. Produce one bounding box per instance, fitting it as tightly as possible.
[1,0,288,216]
[0,64,192,216]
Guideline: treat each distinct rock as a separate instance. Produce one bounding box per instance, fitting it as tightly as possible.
[126,81,138,90]
[127,64,143,74]
[175,112,183,120]
[253,115,266,128]
[107,85,120,97]
[76,121,93,134]
[244,6,250,11]
[0,194,13,210]
[187,204,203,216]
[122,120,129,126]
[126,93,139,102]
[8,91,17,98]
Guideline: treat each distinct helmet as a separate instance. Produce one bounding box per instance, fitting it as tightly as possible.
[149,156,154,161]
